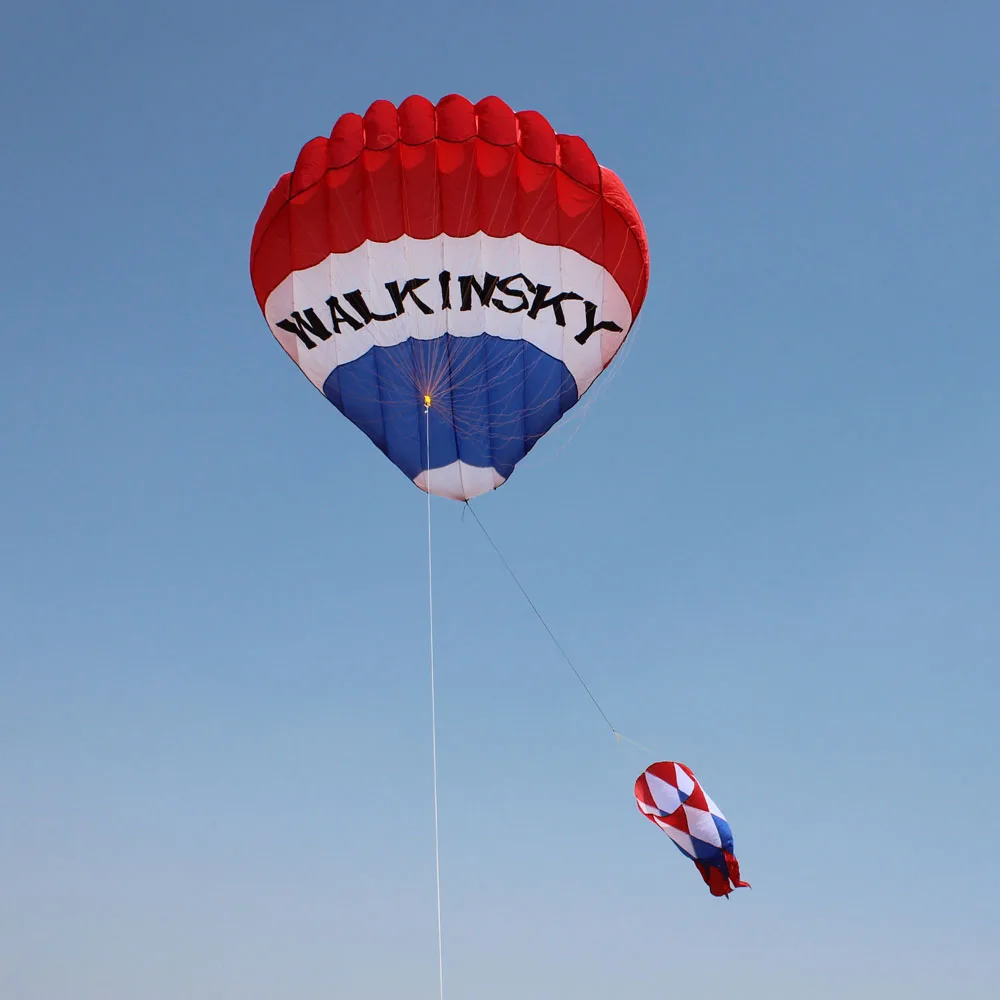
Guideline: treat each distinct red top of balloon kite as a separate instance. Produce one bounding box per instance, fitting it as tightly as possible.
[251,94,648,317]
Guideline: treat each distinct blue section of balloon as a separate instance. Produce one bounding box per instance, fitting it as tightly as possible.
[322,334,579,481]
[672,815,736,863]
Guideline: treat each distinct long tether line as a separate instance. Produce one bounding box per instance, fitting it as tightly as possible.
[464,500,622,739]
[425,458,649,1000]
[425,405,444,1000]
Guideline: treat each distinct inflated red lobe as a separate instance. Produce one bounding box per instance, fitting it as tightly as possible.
[250,95,649,319]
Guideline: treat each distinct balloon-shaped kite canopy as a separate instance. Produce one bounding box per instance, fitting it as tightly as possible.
[250,94,649,500]
[635,761,750,897]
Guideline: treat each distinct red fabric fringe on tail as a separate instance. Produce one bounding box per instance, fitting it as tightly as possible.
[695,852,751,897]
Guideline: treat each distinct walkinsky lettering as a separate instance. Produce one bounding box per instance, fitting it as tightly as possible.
[275,271,622,350]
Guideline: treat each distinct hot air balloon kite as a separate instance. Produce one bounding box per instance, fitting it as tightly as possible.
[249,93,649,500]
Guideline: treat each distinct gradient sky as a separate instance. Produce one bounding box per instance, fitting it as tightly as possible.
[2,2,998,998]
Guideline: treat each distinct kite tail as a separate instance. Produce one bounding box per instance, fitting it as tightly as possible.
[696,852,751,897]
[724,850,751,890]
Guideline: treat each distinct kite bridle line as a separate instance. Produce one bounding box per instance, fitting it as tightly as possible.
[463,499,653,757]
[425,400,445,1000]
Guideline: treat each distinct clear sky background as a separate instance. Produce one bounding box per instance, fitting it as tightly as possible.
[2,2,998,998]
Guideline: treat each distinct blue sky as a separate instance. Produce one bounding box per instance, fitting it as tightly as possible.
[2,2,998,997]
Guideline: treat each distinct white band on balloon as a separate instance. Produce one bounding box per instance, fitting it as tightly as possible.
[263,232,633,398]
[413,460,507,501]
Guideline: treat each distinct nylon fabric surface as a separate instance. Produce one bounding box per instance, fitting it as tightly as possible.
[250,94,650,499]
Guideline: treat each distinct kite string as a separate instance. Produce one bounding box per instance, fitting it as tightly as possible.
[426,405,444,1000]
[464,500,628,740]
